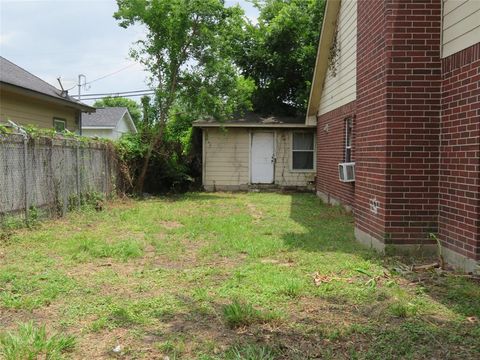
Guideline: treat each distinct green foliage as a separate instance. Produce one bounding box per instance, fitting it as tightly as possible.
[235,0,326,114]
[114,0,255,192]
[115,0,254,124]
[0,322,75,360]
[116,131,194,193]
[93,96,143,127]
[0,124,12,135]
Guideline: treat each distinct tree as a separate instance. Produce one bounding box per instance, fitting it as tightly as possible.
[235,0,326,115]
[114,0,254,193]
[93,96,143,127]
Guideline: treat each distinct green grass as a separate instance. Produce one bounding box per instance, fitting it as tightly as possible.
[222,300,278,328]
[0,322,75,360]
[224,343,276,360]
[0,192,479,359]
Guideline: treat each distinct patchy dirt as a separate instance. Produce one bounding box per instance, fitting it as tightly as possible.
[246,203,263,222]
[159,220,183,229]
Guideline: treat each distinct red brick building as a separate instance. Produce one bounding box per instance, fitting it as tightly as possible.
[307,0,479,273]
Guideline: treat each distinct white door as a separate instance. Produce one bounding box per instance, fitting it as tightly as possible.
[251,132,275,184]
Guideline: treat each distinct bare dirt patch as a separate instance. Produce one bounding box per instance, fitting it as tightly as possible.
[159,220,183,229]
[247,203,263,221]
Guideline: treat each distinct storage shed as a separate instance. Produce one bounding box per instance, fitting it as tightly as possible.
[193,113,316,191]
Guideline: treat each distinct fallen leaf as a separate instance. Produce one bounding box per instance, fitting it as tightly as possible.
[467,316,477,324]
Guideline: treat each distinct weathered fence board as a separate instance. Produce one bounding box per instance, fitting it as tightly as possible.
[0,132,121,222]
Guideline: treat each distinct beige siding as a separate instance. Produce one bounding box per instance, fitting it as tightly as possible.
[274,130,316,187]
[442,0,480,57]
[0,90,78,131]
[318,0,357,116]
[203,128,315,190]
[204,128,250,189]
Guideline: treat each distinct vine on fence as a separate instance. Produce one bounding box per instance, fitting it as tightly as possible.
[0,124,125,229]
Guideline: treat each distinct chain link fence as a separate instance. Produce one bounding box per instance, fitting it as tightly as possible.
[0,130,123,225]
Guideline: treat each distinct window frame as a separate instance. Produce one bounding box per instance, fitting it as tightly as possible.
[344,118,353,163]
[53,118,66,133]
[291,130,316,172]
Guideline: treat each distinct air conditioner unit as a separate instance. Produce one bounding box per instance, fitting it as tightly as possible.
[338,162,355,182]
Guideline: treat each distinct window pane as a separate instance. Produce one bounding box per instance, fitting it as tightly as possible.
[293,151,314,170]
[54,120,65,132]
[293,132,314,151]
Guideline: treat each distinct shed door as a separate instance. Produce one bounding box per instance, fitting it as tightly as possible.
[251,132,274,184]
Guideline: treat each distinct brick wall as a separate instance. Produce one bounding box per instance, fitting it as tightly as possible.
[354,0,442,246]
[355,0,388,242]
[439,43,480,261]
[384,0,442,245]
[316,101,356,208]
[316,0,479,269]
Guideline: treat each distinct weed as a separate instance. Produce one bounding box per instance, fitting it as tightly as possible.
[277,278,303,298]
[0,322,75,360]
[108,305,142,327]
[224,343,276,360]
[157,337,185,358]
[222,300,276,328]
[389,302,418,318]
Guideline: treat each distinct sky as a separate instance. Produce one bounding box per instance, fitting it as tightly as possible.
[0,0,259,105]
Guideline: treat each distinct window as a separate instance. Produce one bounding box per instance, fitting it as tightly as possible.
[292,131,315,170]
[53,118,66,133]
[344,118,353,162]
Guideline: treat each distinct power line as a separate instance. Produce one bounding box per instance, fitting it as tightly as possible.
[78,92,156,101]
[72,89,154,98]
[86,63,138,85]
[66,63,140,91]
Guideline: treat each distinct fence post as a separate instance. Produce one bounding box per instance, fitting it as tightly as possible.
[76,141,81,208]
[23,136,29,223]
[104,145,108,196]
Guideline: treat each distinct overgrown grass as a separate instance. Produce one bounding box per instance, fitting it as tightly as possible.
[222,300,278,328]
[0,193,479,359]
[0,322,75,360]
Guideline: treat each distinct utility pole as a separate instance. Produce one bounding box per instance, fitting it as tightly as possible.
[78,74,86,101]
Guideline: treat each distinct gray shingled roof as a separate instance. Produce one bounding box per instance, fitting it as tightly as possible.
[81,107,129,127]
[0,56,92,110]
[193,112,311,127]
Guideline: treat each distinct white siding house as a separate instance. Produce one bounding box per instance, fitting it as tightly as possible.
[81,107,137,140]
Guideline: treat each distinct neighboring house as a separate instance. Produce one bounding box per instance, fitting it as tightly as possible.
[193,112,316,191]
[81,107,137,140]
[306,0,480,273]
[0,56,93,132]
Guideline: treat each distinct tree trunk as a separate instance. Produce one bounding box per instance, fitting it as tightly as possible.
[134,123,165,195]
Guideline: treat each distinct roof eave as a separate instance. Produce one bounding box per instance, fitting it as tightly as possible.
[0,82,95,112]
[305,0,342,123]
[192,123,316,129]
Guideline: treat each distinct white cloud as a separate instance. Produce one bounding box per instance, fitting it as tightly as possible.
[1,0,258,105]
[0,31,15,45]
